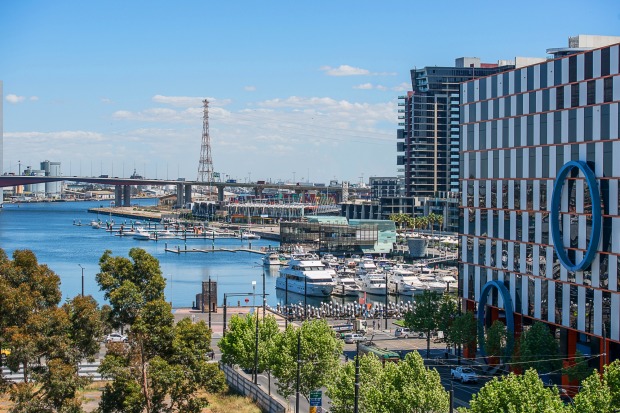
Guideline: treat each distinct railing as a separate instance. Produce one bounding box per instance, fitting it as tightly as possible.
[220,363,287,413]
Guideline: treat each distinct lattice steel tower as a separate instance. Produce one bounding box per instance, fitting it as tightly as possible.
[197,99,213,193]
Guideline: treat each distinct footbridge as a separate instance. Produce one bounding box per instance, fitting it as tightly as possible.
[0,175,362,208]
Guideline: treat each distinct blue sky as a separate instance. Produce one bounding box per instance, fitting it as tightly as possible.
[1,1,618,184]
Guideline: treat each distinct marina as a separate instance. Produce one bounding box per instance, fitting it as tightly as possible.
[0,199,458,312]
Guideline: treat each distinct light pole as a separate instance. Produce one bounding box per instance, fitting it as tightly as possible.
[253,281,259,385]
[78,264,84,297]
[354,340,360,413]
[295,328,301,413]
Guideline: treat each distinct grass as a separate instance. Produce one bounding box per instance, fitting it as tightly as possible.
[0,383,262,413]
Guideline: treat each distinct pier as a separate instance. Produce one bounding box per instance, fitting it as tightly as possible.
[164,245,267,255]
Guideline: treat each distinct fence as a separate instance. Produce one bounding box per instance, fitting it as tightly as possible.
[220,363,287,413]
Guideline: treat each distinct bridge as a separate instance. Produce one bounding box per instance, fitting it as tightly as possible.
[0,175,362,208]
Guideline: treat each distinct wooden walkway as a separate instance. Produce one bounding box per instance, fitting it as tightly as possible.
[165,246,267,255]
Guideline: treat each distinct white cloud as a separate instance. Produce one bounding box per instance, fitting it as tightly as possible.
[353,83,374,90]
[151,95,232,108]
[29,96,39,101]
[244,86,256,91]
[392,82,411,91]
[320,65,398,77]
[6,94,26,103]
[6,130,106,142]
[320,65,370,76]
[101,98,113,104]
[353,83,388,91]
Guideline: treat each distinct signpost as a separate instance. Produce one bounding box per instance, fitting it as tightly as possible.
[309,390,322,413]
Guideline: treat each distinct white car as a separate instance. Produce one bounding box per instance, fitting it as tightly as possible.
[105,333,128,343]
[394,327,412,338]
[343,333,366,344]
[451,366,479,383]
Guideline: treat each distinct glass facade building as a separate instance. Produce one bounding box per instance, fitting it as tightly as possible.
[460,42,620,368]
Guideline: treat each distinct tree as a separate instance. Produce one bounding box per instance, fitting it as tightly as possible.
[327,351,449,413]
[0,249,103,413]
[403,290,442,358]
[218,313,280,373]
[517,321,560,374]
[483,320,507,363]
[571,368,613,413]
[563,350,595,383]
[464,369,567,413]
[96,248,225,413]
[448,311,478,363]
[437,295,458,346]
[271,319,343,401]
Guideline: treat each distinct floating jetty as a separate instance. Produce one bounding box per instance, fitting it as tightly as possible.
[164,245,266,255]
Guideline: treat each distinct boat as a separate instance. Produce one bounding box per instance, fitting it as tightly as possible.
[356,272,387,295]
[387,267,428,295]
[356,257,377,274]
[332,271,362,297]
[241,231,261,240]
[153,229,175,240]
[90,220,101,229]
[133,227,152,240]
[263,253,287,267]
[275,254,335,297]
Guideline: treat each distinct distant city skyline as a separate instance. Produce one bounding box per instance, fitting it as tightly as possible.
[1,0,618,183]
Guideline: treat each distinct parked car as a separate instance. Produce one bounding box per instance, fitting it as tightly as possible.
[343,333,366,344]
[394,327,412,338]
[105,333,128,343]
[451,366,479,383]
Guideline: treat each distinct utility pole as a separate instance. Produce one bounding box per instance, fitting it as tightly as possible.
[78,264,84,297]
[197,99,214,195]
[296,329,301,413]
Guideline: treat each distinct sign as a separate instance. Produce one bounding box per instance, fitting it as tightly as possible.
[309,390,322,410]
[550,160,601,272]
[213,172,220,178]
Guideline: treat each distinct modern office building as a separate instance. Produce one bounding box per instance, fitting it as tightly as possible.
[0,81,3,205]
[397,58,515,198]
[460,38,620,372]
[369,176,400,199]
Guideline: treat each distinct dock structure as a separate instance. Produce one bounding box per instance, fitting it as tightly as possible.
[164,246,267,255]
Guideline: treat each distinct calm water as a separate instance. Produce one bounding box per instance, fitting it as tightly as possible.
[0,200,281,308]
[0,200,408,310]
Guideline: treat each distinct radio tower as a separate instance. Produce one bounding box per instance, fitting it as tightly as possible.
[197,99,213,195]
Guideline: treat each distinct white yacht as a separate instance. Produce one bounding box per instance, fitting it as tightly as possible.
[332,270,362,297]
[356,271,387,295]
[276,254,335,297]
[388,267,428,295]
[241,230,261,240]
[263,253,287,267]
[133,227,152,240]
[356,257,377,274]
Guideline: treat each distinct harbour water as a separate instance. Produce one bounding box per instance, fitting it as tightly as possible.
[0,200,380,309]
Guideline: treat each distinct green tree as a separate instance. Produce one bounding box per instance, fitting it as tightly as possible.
[483,320,507,362]
[437,295,458,346]
[271,319,343,401]
[464,369,567,413]
[403,290,442,358]
[563,350,595,383]
[0,249,103,413]
[327,352,449,413]
[517,321,560,374]
[571,368,612,413]
[448,311,478,363]
[218,313,280,373]
[96,248,225,413]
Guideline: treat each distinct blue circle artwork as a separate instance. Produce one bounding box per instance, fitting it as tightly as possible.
[550,160,601,272]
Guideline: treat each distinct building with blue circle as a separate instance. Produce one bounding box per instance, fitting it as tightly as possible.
[459,37,620,373]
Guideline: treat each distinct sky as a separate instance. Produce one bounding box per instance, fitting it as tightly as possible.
[1,1,619,185]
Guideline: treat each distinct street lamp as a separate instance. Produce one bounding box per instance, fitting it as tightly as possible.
[252,281,259,385]
[78,264,84,297]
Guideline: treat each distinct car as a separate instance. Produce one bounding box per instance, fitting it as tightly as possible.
[105,333,128,343]
[394,327,412,338]
[343,333,366,344]
[451,366,479,383]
